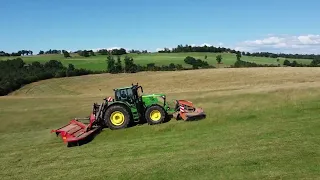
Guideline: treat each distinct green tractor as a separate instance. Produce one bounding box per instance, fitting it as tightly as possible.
[103,83,175,129]
[51,83,206,146]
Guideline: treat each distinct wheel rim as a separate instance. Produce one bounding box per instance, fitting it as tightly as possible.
[150,110,161,121]
[110,111,125,126]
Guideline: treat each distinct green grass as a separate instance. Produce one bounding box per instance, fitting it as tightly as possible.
[0,68,319,179]
[0,52,313,71]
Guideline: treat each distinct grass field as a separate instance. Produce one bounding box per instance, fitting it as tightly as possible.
[0,52,313,71]
[1,67,320,179]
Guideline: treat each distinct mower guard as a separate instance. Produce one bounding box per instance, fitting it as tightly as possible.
[173,100,206,121]
[51,102,106,146]
[51,114,101,145]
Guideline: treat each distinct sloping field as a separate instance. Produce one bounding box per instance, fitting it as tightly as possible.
[1,68,320,179]
[0,52,313,71]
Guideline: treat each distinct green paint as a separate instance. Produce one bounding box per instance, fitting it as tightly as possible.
[108,84,177,123]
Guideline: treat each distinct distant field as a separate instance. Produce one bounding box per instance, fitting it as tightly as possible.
[0,52,313,71]
[1,67,319,179]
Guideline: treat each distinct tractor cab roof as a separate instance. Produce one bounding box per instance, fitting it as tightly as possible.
[113,86,132,91]
[113,83,141,91]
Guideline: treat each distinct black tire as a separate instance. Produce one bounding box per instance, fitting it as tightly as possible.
[145,105,166,125]
[104,104,131,130]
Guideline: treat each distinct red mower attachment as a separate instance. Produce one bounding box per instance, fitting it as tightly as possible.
[51,101,107,146]
[173,100,206,121]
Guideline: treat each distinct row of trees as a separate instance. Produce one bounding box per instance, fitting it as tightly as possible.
[0,50,33,56]
[230,56,320,68]
[38,49,62,55]
[183,56,213,69]
[243,51,320,60]
[2,44,320,61]
[97,48,127,55]
[158,44,239,54]
[0,47,129,57]
[283,59,320,67]
[0,58,101,96]
[74,50,95,57]
[231,59,279,68]
[157,44,320,60]
[106,55,215,74]
[106,56,185,74]
[128,49,149,54]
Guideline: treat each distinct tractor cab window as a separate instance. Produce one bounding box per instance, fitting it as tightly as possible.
[127,88,133,97]
[115,88,133,102]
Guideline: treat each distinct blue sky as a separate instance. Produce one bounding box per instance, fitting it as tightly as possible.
[1,0,320,54]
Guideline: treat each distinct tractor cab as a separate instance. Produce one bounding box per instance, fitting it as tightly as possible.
[113,84,144,105]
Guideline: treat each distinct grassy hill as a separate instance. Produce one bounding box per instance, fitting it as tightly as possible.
[1,67,319,179]
[0,52,314,71]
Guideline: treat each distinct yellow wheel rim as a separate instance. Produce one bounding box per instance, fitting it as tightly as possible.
[110,111,125,126]
[150,110,161,121]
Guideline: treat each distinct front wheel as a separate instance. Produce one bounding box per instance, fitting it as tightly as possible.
[145,105,166,125]
[104,105,131,130]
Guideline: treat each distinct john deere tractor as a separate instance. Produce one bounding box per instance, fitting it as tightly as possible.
[104,83,175,129]
[51,83,205,146]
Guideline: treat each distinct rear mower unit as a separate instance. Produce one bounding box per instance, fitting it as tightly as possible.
[51,83,206,146]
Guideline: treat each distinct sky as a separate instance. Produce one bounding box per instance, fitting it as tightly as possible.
[1,0,320,54]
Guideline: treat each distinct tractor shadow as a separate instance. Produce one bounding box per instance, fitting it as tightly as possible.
[66,115,205,147]
[131,114,174,127]
[66,127,103,147]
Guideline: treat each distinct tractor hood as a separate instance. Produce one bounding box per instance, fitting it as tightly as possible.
[141,94,167,106]
[141,94,166,98]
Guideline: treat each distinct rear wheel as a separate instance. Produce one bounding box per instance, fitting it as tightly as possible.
[145,105,166,125]
[104,105,131,130]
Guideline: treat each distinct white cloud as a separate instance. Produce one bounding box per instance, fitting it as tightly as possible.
[156,48,165,51]
[235,34,320,54]
[297,35,320,45]
[200,43,212,46]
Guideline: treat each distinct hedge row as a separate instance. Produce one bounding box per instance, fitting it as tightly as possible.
[0,58,103,96]
[106,55,214,74]
[230,59,279,68]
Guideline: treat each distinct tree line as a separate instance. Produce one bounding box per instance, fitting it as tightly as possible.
[0,47,129,57]
[158,44,320,60]
[283,58,320,67]
[243,51,320,60]
[158,44,237,54]
[2,44,320,61]
[0,54,214,96]
[105,55,214,74]
[230,60,279,68]
[0,50,33,56]
[0,58,102,96]
[128,49,149,54]
[230,57,320,68]
[96,48,127,55]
